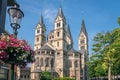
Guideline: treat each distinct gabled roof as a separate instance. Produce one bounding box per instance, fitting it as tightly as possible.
[55,6,65,20]
[40,44,54,51]
[67,24,73,44]
[79,20,88,37]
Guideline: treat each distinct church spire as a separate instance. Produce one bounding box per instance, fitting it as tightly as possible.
[39,14,45,28]
[34,14,46,50]
[55,6,65,20]
[67,24,73,45]
[80,19,87,37]
[40,15,44,25]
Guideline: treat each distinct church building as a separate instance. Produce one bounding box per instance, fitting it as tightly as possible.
[31,7,89,80]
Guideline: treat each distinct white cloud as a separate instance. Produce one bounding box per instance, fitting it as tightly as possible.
[21,4,41,15]
[43,8,57,23]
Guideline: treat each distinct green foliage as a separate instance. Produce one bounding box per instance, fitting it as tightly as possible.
[117,17,120,26]
[39,71,52,80]
[39,71,75,80]
[88,27,120,78]
[53,77,75,80]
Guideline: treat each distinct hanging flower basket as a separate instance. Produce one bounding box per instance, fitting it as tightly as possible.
[0,33,35,67]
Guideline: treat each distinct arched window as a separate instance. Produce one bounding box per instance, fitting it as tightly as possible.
[57,22,61,27]
[80,39,85,44]
[51,58,54,68]
[37,51,40,55]
[57,52,60,56]
[41,51,45,54]
[37,30,40,34]
[37,37,39,42]
[57,32,60,37]
[59,22,61,27]
[45,58,49,67]
[57,23,59,27]
[81,46,85,50]
[57,42,59,47]
[49,36,51,39]
[40,58,43,66]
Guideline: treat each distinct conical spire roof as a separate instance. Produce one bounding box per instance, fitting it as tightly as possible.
[38,15,45,28]
[39,15,44,25]
[80,20,87,37]
[55,6,65,20]
[67,24,73,44]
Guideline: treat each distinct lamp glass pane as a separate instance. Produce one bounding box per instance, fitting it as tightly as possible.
[8,8,23,26]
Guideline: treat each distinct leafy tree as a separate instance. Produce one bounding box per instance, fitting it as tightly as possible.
[110,28,120,75]
[117,17,120,26]
[88,27,120,80]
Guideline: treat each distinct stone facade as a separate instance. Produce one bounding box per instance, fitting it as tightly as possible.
[31,7,89,80]
[20,67,31,80]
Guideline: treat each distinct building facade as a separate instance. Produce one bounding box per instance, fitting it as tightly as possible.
[20,67,31,80]
[31,7,89,80]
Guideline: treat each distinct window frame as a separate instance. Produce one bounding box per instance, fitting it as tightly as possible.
[57,32,60,37]
[37,37,39,42]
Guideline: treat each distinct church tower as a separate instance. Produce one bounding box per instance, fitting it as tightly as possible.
[54,6,67,77]
[78,20,89,80]
[54,6,66,50]
[78,20,88,51]
[31,15,46,80]
[34,15,46,50]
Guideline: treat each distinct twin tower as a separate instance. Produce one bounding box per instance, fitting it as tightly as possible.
[31,7,89,80]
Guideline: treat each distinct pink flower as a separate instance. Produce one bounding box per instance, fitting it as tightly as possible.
[0,34,35,66]
[0,41,7,49]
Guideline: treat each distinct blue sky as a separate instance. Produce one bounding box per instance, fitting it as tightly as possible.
[5,0,120,55]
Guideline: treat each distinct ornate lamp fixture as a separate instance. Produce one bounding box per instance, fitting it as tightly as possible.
[8,3,24,37]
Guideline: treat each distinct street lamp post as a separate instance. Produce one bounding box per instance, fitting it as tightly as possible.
[8,2,24,38]
[8,2,24,80]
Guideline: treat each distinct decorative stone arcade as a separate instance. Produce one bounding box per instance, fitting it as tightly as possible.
[32,45,55,79]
